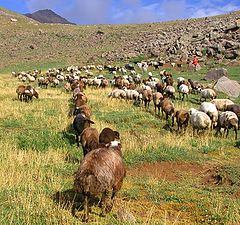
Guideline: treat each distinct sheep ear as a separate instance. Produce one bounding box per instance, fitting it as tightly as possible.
[87,119,95,124]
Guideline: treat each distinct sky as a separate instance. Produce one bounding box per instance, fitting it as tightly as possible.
[0,0,240,24]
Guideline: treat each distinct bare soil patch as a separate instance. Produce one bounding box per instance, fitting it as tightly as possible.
[127,161,204,182]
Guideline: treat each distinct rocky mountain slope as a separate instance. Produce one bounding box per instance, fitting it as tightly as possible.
[0,7,239,71]
[24,9,75,25]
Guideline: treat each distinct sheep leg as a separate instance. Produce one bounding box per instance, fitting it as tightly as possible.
[234,127,238,140]
[82,194,89,222]
[100,189,112,216]
[225,128,229,138]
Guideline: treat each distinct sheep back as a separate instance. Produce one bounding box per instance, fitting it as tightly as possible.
[74,147,126,196]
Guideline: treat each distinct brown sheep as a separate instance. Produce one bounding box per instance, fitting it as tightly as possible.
[161,98,175,126]
[73,114,95,147]
[226,104,240,129]
[73,104,92,119]
[175,109,190,132]
[73,141,126,222]
[16,85,26,101]
[80,127,99,156]
[24,85,39,102]
[74,92,88,109]
[99,127,120,145]
[142,89,152,109]
[153,92,163,115]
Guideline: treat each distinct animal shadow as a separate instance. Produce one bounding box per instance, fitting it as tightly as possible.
[53,189,99,216]
[62,124,76,145]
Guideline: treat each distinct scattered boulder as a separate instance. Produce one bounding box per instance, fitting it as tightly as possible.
[204,68,228,81]
[214,76,240,98]
[116,208,136,224]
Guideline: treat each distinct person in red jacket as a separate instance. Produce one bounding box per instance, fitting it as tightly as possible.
[192,55,199,71]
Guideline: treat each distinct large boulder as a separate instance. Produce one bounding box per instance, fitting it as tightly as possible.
[204,68,228,81]
[214,76,240,98]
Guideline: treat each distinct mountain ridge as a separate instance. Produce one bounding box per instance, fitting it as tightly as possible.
[24,9,75,25]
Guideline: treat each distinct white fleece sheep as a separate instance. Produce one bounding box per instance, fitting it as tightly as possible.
[199,102,218,128]
[189,108,211,134]
[211,99,234,111]
[200,88,216,102]
[108,89,126,99]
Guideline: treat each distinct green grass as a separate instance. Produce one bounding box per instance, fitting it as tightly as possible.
[0,64,239,225]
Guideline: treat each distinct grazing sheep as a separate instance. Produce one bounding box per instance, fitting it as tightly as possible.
[189,108,211,135]
[74,104,92,119]
[108,89,126,99]
[199,102,218,128]
[80,127,99,156]
[16,85,26,101]
[64,82,71,92]
[160,98,175,126]
[226,104,240,129]
[200,88,217,102]
[74,92,88,108]
[164,85,175,99]
[73,114,95,147]
[153,92,163,115]
[73,141,126,222]
[211,99,235,111]
[175,109,189,132]
[188,79,202,94]
[178,84,189,101]
[216,111,238,139]
[23,85,39,102]
[142,89,152,109]
[99,127,120,145]
[123,88,139,100]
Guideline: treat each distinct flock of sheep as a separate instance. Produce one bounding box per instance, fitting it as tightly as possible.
[13,61,240,221]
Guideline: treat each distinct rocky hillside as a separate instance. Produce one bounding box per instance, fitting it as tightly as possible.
[24,9,75,25]
[0,7,239,71]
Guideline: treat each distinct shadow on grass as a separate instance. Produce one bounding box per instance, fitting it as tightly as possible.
[62,124,76,146]
[52,189,99,217]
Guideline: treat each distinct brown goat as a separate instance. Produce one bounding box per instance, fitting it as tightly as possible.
[161,98,175,126]
[80,127,99,156]
[175,109,190,132]
[73,141,126,222]
[99,127,120,145]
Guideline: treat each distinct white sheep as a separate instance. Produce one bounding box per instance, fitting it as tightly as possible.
[200,88,217,102]
[199,102,218,128]
[189,108,211,135]
[108,89,126,99]
[211,99,234,111]
[164,85,175,99]
[178,84,189,101]
[123,88,139,100]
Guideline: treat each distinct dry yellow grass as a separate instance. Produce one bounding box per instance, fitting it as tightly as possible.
[0,73,239,224]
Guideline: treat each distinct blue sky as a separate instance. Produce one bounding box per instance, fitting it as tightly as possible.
[1,0,240,24]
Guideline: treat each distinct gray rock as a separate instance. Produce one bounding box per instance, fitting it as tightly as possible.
[116,208,136,224]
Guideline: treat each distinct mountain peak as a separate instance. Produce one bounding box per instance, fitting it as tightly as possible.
[24,9,75,25]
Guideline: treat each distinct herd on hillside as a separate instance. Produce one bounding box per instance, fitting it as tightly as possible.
[12,61,239,221]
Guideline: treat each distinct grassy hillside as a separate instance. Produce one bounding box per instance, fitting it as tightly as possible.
[0,66,239,224]
[0,7,240,73]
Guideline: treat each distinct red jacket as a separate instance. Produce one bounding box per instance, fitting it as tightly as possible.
[192,57,199,66]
